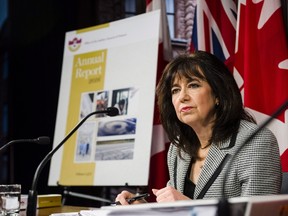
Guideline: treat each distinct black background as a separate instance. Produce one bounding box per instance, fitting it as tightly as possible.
[3,0,145,207]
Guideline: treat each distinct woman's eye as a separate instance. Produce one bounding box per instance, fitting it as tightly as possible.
[171,88,180,94]
[189,83,200,88]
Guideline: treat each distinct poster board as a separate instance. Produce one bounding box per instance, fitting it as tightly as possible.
[48,10,160,186]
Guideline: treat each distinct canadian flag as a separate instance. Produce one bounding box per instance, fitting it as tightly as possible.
[234,0,288,172]
[191,0,288,172]
[146,0,172,201]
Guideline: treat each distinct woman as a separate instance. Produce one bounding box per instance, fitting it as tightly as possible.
[116,51,281,205]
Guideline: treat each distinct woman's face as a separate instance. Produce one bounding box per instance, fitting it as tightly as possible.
[171,72,218,130]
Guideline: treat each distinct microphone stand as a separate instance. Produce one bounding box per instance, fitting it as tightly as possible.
[61,187,112,205]
[217,100,288,216]
[27,108,118,216]
[0,137,50,192]
[0,137,50,154]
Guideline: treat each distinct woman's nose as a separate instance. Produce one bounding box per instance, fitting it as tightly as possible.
[179,89,190,102]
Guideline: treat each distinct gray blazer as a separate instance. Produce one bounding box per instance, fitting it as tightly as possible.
[167,120,282,199]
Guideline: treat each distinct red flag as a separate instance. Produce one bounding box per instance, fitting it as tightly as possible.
[191,0,288,172]
[234,0,288,171]
[146,0,172,202]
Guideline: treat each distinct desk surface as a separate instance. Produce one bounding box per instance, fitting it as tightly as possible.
[20,206,91,216]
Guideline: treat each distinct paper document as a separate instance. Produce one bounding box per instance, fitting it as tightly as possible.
[51,213,79,216]
[79,206,217,216]
[78,197,250,216]
[79,200,220,216]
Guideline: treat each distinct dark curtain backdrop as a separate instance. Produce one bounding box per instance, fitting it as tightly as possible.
[6,0,132,207]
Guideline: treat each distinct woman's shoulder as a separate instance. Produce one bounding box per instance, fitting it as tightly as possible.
[239,119,258,130]
[167,142,178,158]
[239,119,274,136]
[167,142,190,160]
[237,119,277,145]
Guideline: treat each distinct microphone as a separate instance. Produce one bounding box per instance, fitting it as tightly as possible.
[0,136,50,154]
[106,106,120,117]
[217,100,288,216]
[27,107,119,216]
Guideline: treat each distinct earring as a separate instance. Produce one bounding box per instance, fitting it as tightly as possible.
[215,99,219,106]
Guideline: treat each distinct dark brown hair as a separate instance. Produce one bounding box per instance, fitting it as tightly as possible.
[156,50,255,158]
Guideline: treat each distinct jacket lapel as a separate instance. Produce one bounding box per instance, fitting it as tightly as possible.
[176,152,191,193]
[194,139,231,199]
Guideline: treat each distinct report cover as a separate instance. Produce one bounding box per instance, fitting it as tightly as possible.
[48,10,160,186]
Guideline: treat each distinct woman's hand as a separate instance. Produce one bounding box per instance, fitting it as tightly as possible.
[152,186,190,203]
[115,190,147,205]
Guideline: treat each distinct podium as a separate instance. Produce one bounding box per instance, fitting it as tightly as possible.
[18,194,288,216]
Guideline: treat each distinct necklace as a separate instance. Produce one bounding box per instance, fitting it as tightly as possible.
[200,143,211,149]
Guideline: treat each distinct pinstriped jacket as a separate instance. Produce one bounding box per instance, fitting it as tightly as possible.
[167,120,282,199]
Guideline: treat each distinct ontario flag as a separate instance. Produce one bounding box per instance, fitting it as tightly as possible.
[191,0,288,172]
[146,0,172,201]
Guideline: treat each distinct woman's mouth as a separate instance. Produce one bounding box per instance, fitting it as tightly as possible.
[180,106,193,112]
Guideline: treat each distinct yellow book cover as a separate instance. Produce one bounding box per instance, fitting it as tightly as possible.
[21,194,62,209]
